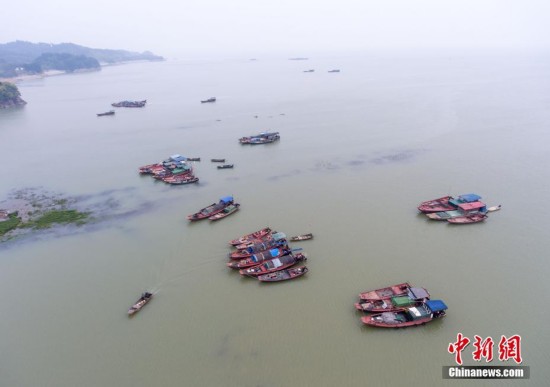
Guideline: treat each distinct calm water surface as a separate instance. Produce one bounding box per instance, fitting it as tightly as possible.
[1,52,549,386]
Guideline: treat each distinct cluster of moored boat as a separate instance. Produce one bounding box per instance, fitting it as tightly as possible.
[139,154,199,185]
[239,131,280,145]
[418,193,501,224]
[355,282,448,328]
[226,227,312,282]
[187,196,240,221]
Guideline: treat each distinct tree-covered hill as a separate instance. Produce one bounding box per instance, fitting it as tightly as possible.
[0,41,163,78]
[0,82,26,108]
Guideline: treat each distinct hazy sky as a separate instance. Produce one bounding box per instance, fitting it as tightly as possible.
[3,0,549,58]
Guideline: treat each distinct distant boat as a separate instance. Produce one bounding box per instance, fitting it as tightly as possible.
[257,266,309,282]
[303,69,315,73]
[111,100,146,108]
[201,97,216,103]
[426,201,487,221]
[186,157,201,162]
[217,164,234,169]
[239,132,280,144]
[97,110,115,116]
[211,158,225,163]
[328,69,340,73]
[128,292,153,316]
[289,233,313,242]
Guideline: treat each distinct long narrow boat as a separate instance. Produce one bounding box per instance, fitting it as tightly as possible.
[164,176,199,185]
[227,247,292,269]
[211,158,225,162]
[112,100,147,108]
[257,266,309,282]
[359,282,411,301]
[233,232,287,251]
[128,292,153,316]
[209,203,240,220]
[97,110,115,116]
[361,300,447,328]
[426,201,487,220]
[289,233,313,241]
[229,227,273,246]
[447,213,488,224]
[355,287,430,313]
[217,164,234,169]
[230,237,287,260]
[418,194,481,213]
[187,196,234,221]
[239,253,306,276]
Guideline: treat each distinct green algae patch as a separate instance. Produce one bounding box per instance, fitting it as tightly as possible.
[0,213,21,236]
[22,209,91,230]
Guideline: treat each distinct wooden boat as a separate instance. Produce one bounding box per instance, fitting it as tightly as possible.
[112,100,146,108]
[358,282,411,301]
[447,213,488,224]
[239,253,306,276]
[239,132,280,144]
[355,287,430,313]
[187,196,234,221]
[361,300,447,328]
[257,266,309,282]
[201,97,216,103]
[128,292,153,315]
[227,247,292,269]
[289,233,313,241]
[97,110,115,116]
[229,227,273,246]
[139,163,165,174]
[229,242,289,262]
[209,203,240,220]
[232,232,286,251]
[186,157,201,162]
[487,204,501,212]
[418,194,481,213]
[164,176,199,185]
[211,158,225,163]
[217,164,234,169]
[426,201,487,221]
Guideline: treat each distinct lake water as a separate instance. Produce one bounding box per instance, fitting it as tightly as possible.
[1,51,549,386]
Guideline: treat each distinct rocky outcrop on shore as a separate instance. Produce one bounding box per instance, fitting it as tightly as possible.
[0,82,27,108]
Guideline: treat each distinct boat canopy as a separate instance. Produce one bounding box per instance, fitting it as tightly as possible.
[170,154,186,162]
[269,248,280,257]
[458,201,486,211]
[392,296,414,307]
[407,305,431,319]
[220,196,234,203]
[272,232,286,241]
[426,300,448,312]
[458,194,481,202]
[408,287,430,300]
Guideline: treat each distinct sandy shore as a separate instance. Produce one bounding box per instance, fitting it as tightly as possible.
[0,70,66,84]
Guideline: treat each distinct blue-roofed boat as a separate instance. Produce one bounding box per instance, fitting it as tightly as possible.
[418,194,482,213]
[239,253,306,276]
[187,196,234,221]
[355,287,430,313]
[227,246,292,269]
[233,231,287,251]
[361,300,447,328]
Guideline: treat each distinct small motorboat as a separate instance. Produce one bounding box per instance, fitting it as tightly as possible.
[217,164,234,169]
[487,204,502,212]
[289,233,313,242]
[97,110,115,116]
[201,97,216,103]
[211,158,225,163]
[257,266,309,282]
[209,203,240,221]
[128,292,153,316]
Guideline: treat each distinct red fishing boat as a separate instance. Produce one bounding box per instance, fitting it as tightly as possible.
[239,253,306,276]
[355,287,430,313]
[418,194,481,213]
[227,247,292,268]
[187,196,234,221]
[257,266,309,282]
[358,282,411,301]
[230,233,287,258]
[447,213,488,224]
[229,227,273,246]
[361,300,447,328]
